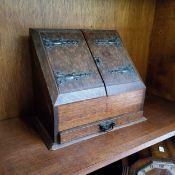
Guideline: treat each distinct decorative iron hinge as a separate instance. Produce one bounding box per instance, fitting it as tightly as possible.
[94,57,135,75]
[99,120,116,132]
[41,35,80,49]
[108,64,135,74]
[95,36,122,47]
[53,71,93,86]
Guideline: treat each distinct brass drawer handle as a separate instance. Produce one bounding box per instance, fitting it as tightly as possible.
[99,120,116,132]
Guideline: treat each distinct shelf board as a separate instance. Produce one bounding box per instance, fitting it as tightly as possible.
[0,95,175,175]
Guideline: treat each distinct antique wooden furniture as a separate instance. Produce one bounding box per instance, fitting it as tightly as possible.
[0,95,175,175]
[30,29,146,149]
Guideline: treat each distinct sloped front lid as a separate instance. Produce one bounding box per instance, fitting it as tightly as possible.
[40,30,106,105]
[83,30,145,96]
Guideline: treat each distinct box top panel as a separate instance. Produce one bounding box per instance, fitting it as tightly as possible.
[83,30,144,96]
[30,29,145,106]
[31,29,106,105]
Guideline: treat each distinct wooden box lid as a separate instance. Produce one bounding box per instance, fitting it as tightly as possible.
[83,30,145,96]
[30,29,106,106]
[30,29,145,107]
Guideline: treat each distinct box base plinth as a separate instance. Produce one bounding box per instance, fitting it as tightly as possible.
[33,115,146,150]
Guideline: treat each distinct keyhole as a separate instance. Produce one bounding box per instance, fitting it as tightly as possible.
[94,57,102,66]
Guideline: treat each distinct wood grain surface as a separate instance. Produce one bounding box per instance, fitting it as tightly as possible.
[40,29,106,105]
[83,30,145,96]
[83,30,139,84]
[0,0,155,120]
[0,95,175,175]
[147,0,175,101]
[59,111,143,144]
[114,0,156,80]
[59,89,145,131]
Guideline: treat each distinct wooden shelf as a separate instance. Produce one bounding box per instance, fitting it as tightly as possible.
[0,95,175,175]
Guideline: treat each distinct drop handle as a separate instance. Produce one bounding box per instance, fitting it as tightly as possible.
[99,120,116,132]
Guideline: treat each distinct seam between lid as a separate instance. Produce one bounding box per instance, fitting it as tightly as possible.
[81,30,108,97]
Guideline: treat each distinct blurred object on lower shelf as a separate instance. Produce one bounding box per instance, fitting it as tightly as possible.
[89,160,123,175]
[122,158,130,175]
[89,138,175,175]
[121,138,175,175]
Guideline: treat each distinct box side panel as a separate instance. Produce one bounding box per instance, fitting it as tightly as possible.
[30,30,58,142]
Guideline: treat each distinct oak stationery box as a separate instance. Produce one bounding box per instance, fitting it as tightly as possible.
[30,29,146,150]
